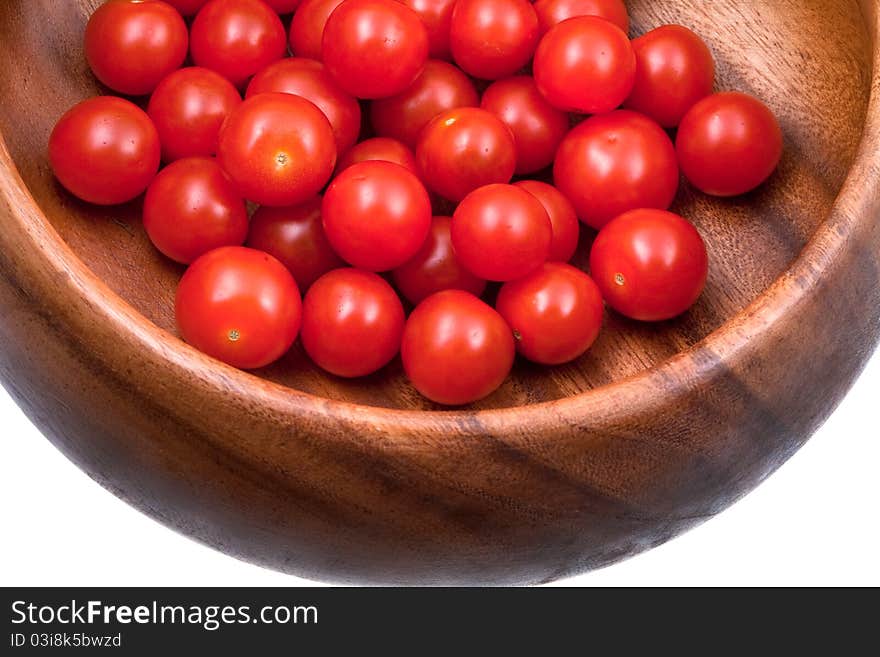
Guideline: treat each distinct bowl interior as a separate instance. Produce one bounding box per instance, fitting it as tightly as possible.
[0,0,872,410]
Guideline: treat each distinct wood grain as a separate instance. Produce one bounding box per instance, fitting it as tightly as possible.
[0,0,877,584]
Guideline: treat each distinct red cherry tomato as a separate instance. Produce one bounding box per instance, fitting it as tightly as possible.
[263,0,303,12]
[322,161,432,271]
[176,246,302,369]
[246,197,344,290]
[247,58,362,154]
[289,0,346,60]
[481,75,568,175]
[533,0,628,36]
[416,107,516,201]
[589,209,708,321]
[190,0,287,88]
[336,137,419,174]
[554,110,679,229]
[322,0,429,99]
[395,0,457,60]
[217,92,337,206]
[451,183,552,281]
[533,15,635,114]
[496,262,604,364]
[301,269,405,377]
[514,180,579,262]
[623,25,715,128]
[144,157,248,264]
[676,91,783,197]
[147,67,242,162]
[370,59,479,148]
[449,0,539,80]
[401,290,514,405]
[49,97,160,205]
[392,216,487,305]
[165,0,211,15]
[85,0,188,96]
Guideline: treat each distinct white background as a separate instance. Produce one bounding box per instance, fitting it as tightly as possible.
[1,350,877,587]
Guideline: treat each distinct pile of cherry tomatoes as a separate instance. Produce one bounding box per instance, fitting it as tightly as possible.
[48,0,783,406]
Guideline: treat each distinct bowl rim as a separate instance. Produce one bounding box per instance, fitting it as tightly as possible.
[1,3,878,444]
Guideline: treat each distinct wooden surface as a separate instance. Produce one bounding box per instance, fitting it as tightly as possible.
[0,0,878,584]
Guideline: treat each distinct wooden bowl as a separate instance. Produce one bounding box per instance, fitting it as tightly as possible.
[1,0,878,585]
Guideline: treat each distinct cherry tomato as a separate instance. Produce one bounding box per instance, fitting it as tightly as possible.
[49,97,160,205]
[247,58,362,154]
[322,0,429,99]
[165,0,210,15]
[143,157,248,264]
[392,216,486,305]
[401,290,514,405]
[589,209,708,321]
[416,107,516,201]
[514,180,579,262]
[301,269,405,377]
[676,91,783,197]
[263,0,303,12]
[289,0,346,60]
[246,197,344,290]
[449,0,539,80]
[322,161,432,271]
[190,0,287,88]
[336,137,419,174]
[533,15,635,114]
[217,92,337,206]
[554,110,679,229]
[533,0,628,36]
[481,75,568,175]
[370,60,479,148]
[451,183,551,281]
[396,0,457,60]
[496,262,603,364]
[85,0,188,96]
[176,246,302,369]
[147,67,242,162]
[623,25,715,128]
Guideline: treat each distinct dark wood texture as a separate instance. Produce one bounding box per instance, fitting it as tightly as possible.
[0,0,878,584]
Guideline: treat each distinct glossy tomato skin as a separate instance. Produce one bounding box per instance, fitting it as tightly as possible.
[451,183,552,281]
[481,76,569,175]
[190,0,287,88]
[624,25,715,128]
[289,0,346,60]
[322,161,432,271]
[246,197,344,290]
[301,268,405,377]
[247,58,362,154]
[392,216,487,305]
[396,0,457,60]
[144,157,249,264]
[370,60,479,148]
[449,0,539,80]
[416,107,516,201]
[85,0,188,96]
[401,290,514,405]
[496,262,604,364]
[514,180,579,262]
[554,110,679,229]
[217,92,337,206]
[49,97,161,205]
[533,0,628,36]
[590,209,708,321]
[147,67,242,162]
[322,0,429,99]
[676,91,783,197]
[533,16,635,114]
[165,0,211,15]
[336,137,419,174]
[175,246,302,369]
